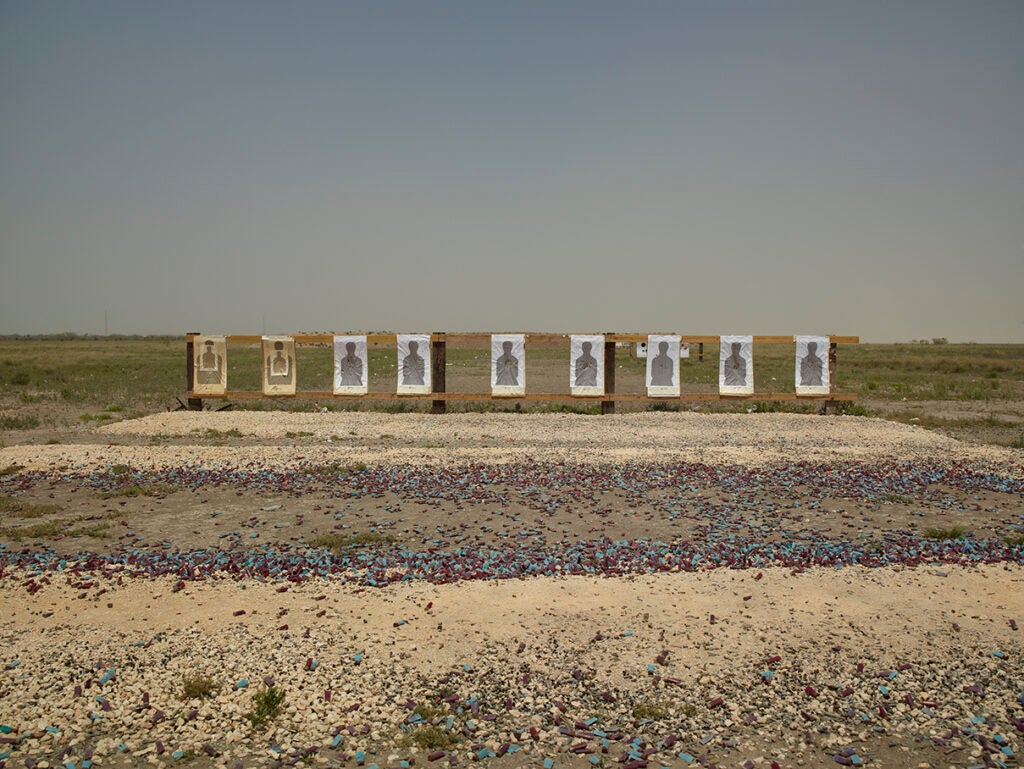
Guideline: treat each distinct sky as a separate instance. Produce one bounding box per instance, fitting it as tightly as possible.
[1,1,1021,342]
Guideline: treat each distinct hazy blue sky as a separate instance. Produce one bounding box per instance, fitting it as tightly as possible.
[1,1,1021,341]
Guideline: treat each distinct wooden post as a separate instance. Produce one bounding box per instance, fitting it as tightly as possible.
[698,342,704,362]
[823,341,838,415]
[601,340,616,415]
[186,332,203,411]
[431,334,447,414]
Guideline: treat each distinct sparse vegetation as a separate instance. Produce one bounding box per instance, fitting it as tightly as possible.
[309,531,397,553]
[0,415,40,430]
[922,526,968,540]
[0,337,1022,446]
[71,523,111,538]
[400,726,462,751]
[0,497,62,518]
[79,413,114,422]
[245,685,286,728]
[632,698,670,721]
[413,702,448,722]
[205,428,243,438]
[0,463,25,476]
[180,674,221,701]
[0,520,66,541]
[1003,533,1024,547]
[97,484,168,499]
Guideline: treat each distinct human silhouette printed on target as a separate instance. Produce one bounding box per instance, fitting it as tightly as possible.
[339,342,364,386]
[649,342,674,386]
[196,340,222,385]
[495,341,519,386]
[266,341,293,385]
[723,342,748,387]
[574,341,598,387]
[402,341,426,386]
[800,341,824,387]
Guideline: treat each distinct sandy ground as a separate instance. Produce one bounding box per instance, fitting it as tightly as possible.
[1,412,1023,769]
[0,411,1018,469]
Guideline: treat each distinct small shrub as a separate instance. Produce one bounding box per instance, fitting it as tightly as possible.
[180,675,221,701]
[206,428,243,438]
[0,463,25,477]
[2,499,62,518]
[245,686,286,728]
[413,702,448,722]
[79,413,113,422]
[632,698,669,721]
[0,415,41,430]
[98,484,167,499]
[1003,533,1024,547]
[310,531,397,553]
[402,726,461,751]
[110,464,131,476]
[71,523,111,538]
[923,526,968,540]
[0,520,65,541]
[1009,433,1024,450]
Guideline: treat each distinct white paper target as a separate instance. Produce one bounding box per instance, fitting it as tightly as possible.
[795,335,830,395]
[193,335,227,395]
[397,334,431,394]
[570,335,604,396]
[646,335,680,397]
[262,335,296,395]
[333,335,368,395]
[719,335,753,395]
[491,334,525,396]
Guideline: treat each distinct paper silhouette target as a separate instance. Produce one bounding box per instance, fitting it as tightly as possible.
[193,335,227,395]
[795,335,830,395]
[570,335,605,396]
[397,334,431,394]
[646,335,680,397]
[491,334,525,396]
[333,336,368,395]
[262,336,296,395]
[719,335,753,395]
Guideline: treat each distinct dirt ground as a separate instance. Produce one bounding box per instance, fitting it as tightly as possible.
[2,412,1023,769]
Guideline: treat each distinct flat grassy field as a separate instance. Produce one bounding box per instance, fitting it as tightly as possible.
[0,335,1021,446]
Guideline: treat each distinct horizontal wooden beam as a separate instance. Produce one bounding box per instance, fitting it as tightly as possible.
[189,390,858,403]
[186,333,859,346]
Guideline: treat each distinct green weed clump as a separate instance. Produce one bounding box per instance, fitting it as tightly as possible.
[0,463,25,476]
[310,531,397,553]
[632,698,669,721]
[97,484,167,499]
[0,415,40,430]
[1003,533,1024,547]
[245,686,286,728]
[0,520,65,541]
[401,726,461,751]
[180,675,221,701]
[922,526,968,540]
[413,702,448,722]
